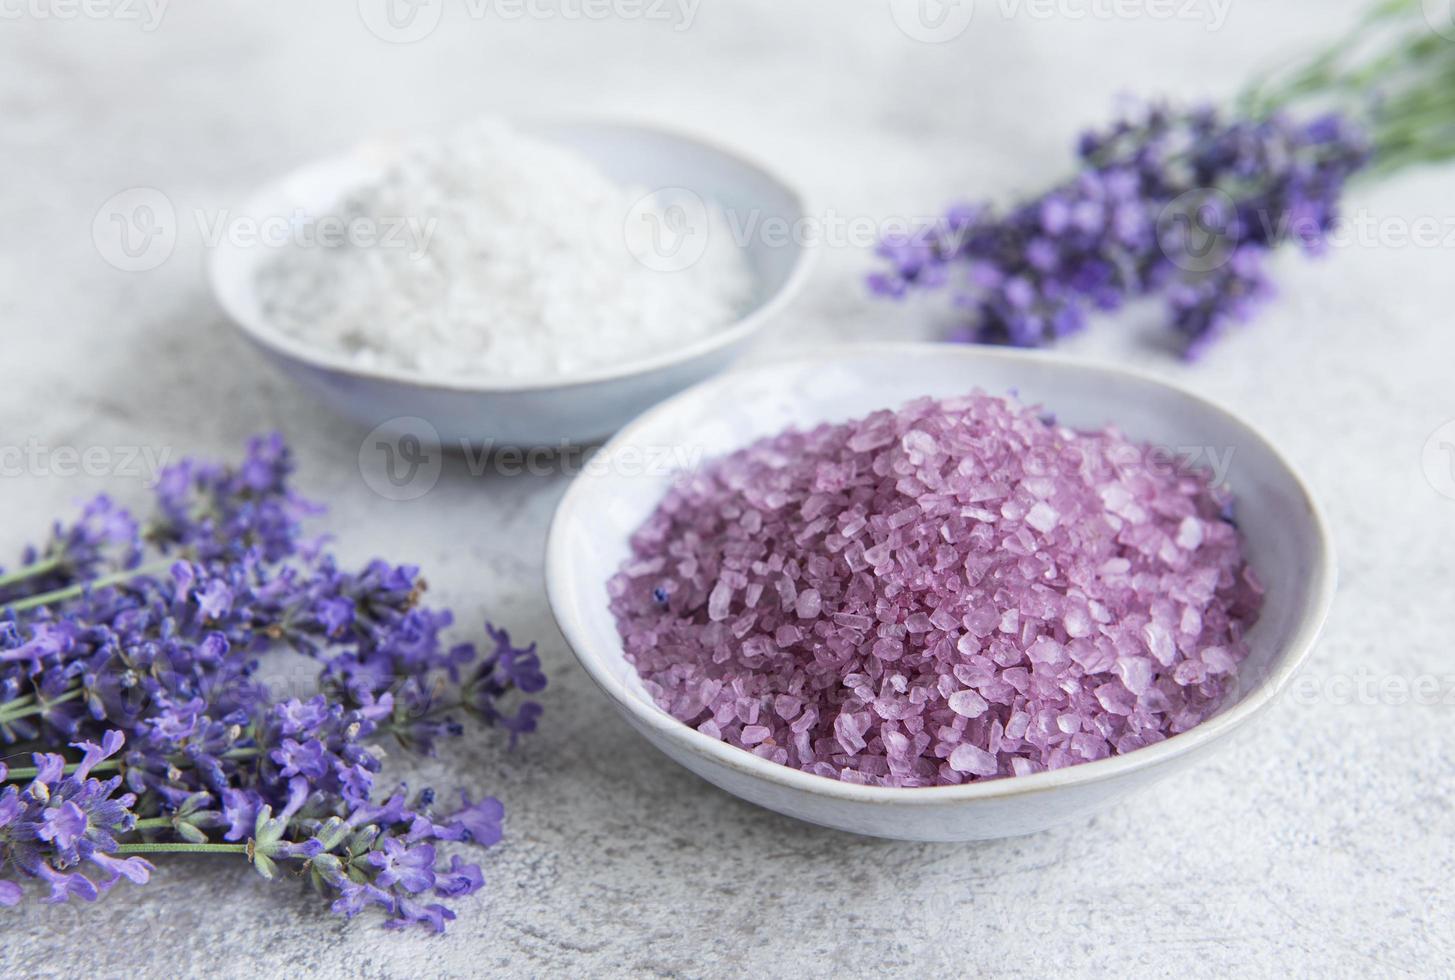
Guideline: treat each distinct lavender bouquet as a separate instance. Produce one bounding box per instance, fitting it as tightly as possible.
[0,436,544,932]
[869,0,1455,358]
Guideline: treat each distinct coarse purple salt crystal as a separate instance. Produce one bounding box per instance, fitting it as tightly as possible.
[872,696,913,720]
[964,605,1000,637]
[999,608,1021,634]
[1201,645,1237,674]
[740,725,772,746]
[611,391,1260,788]
[904,612,932,634]
[887,505,920,529]
[873,637,905,661]
[929,607,960,632]
[1026,636,1066,666]
[901,429,938,462]
[774,624,802,646]
[1114,655,1155,696]
[1025,502,1060,533]
[834,710,870,753]
[948,743,998,776]
[1179,605,1202,637]
[1062,601,1093,638]
[1141,622,1177,666]
[1010,757,1039,777]
[1177,516,1205,550]
[707,580,732,622]
[948,689,989,718]
[774,694,803,719]
[847,417,895,452]
[1172,660,1208,686]
[1094,681,1136,715]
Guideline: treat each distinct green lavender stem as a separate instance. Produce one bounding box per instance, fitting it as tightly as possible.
[1241,0,1455,175]
[5,560,173,614]
[1,745,263,782]
[0,557,65,592]
[0,687,84,725]
[115,842,248,856]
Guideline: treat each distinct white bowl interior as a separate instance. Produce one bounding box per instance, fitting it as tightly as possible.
[551,344,1331,783]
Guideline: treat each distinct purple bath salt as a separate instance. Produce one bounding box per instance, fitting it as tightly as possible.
[608,392,1263,787]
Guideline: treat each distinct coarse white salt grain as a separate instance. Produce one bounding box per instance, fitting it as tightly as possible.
[255,119,753,380]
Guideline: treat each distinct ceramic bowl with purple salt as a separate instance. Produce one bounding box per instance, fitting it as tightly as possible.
[546,343,1334,841]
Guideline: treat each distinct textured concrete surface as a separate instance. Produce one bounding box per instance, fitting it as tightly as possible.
[1,1,1452,976]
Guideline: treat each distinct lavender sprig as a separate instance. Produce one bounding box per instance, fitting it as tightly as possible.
[870,0,1454,358]
[0,732,505,931]
[869,103,1369,358]
[0,436,542,931]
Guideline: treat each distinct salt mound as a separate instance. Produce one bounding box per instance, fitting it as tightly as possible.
[610,391,1262,787]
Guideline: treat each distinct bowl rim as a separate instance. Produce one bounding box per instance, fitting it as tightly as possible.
[545,341,1338,805]
[207,117,816,394]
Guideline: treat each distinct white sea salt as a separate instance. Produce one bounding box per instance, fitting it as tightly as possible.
[255,119,753,380]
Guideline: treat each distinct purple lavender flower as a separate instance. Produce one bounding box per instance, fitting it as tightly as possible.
[151,433,311,563]
[385,897,456,934]
[870,103,1369,357]
[196,579,234,620]
[331,880,391,919]
[433,855,485,898]
[219,788,264,842]
[0,731,154,905]
[367,838,437,894]
[273,696,331,736]
[1,495,142,606]
[0,437,541,932]
[488,625,547,695]
[271,738,330,780]
[37,800,89,851]
[448,793,504,847]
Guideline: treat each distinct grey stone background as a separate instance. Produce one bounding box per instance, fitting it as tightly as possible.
[1,0,1451,976]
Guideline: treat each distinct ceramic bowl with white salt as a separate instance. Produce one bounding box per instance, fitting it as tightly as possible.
[545,344,1335,841]
[210,119,813,447]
